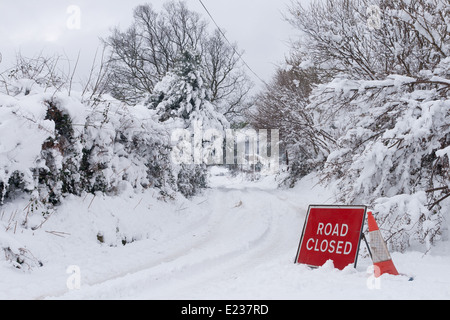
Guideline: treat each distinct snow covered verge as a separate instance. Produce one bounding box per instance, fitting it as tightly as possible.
[316,72,450,252]
[285,58,450,253]
[276,0,450,255]
[0,169,449,300]
[0,79,214,271]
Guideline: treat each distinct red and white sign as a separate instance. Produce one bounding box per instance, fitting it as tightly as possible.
[295,205,367,270]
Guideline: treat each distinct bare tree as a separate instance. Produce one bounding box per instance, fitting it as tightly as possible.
[273,0,449,249]
[285,0,449,81]
[248,62,329,183]
[81,45,112,101]
[0,52,67,96]
[203,29,252,120]
[104,1,252,122]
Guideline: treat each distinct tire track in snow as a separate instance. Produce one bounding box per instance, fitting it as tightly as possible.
[153,190,305,299]
[37,210,216,299]
[47,187,299,300]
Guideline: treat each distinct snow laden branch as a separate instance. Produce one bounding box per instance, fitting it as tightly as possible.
[310,69,449,252]
[286,0,449,82]
[270,0,450,252]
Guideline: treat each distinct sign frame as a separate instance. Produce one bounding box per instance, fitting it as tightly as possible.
[295,205,367,270]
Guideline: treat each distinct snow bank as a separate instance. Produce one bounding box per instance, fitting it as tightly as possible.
[0,79,228,270]
[0,171,448,300]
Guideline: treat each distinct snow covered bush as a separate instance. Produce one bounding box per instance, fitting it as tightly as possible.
[0,50,227,235]
[308,65,449,251]
[76,97,171,197]
[249,65,323,187]
[105,1,252,124]
[0,54,66,95]
[0,65,217,221]
[147,49,230,197]
[147,49,228,130]
[0,49,228,269]
[272,0,450,252]
[286,0,449,82]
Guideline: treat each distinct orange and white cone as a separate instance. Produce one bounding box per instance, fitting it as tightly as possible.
[367,211,399,277]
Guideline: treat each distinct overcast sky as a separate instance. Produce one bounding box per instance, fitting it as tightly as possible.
[0,0,304,88]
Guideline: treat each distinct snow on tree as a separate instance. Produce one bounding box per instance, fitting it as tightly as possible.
[147,49,230,197]
[104,1,252,123]
[313,66,449,251]
[248,65,325,187]
[267,0,450,251]
[286,0,449,82]
[0,50,225,220]
[147,49,228,129]
[0,86,174,209]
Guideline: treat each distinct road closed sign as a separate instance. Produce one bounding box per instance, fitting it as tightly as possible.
[295,205,367,270]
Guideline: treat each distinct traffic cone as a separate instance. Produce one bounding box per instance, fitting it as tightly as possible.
[367,211,399,277]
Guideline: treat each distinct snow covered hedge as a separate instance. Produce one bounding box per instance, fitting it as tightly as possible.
[0,80,212,214]
[305,60,450,251]
[0,48,230,269]
[0,49,230,213]
[0,88,158,206]
[279,0,450,252]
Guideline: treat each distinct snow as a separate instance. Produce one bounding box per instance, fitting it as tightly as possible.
[0,168,449,300]
[311,72,449,251]
[436,146,450,159]
[0,92,55,190]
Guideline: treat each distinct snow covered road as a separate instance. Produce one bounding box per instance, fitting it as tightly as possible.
[45,173,313,300]
[1,170,450,300]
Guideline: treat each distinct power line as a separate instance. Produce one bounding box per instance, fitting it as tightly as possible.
[198,0,269,87]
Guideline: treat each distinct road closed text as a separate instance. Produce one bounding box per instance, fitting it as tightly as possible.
[296,206,367,270]
[305,223,353,255]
